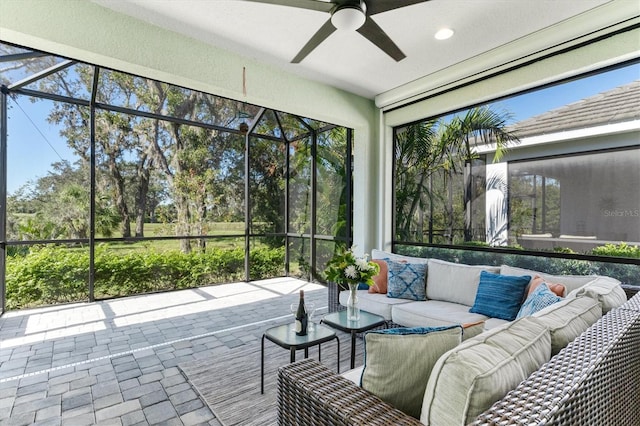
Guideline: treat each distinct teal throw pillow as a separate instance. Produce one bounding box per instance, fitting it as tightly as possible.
[516,282,563,319]
[386,259,427,301]
[469,271,531,321]
[361,325,462,419]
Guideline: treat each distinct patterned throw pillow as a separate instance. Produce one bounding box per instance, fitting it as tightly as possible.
[516,282,563,319]
[386,259,427,301]
[469,271,531,321]
[362,326,462,419]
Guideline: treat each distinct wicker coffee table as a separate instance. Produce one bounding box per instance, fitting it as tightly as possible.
[321,310,386,369]
[261,323,339,394]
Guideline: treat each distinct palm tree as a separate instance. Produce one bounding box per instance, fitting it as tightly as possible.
[395,106,520,243]
[440,106,520,242]
[394,119,439,240]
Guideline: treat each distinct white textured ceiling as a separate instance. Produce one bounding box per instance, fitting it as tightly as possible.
[91,0,613,99]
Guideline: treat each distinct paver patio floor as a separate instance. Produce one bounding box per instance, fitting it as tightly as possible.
[0,277,328,425]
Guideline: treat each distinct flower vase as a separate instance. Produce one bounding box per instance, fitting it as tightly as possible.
[347,282,360,321]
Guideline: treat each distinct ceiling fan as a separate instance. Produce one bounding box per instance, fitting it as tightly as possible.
[241,0,429,63]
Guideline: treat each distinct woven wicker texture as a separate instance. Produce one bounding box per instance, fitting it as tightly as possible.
[472,304,640,425]
[617,289,640,313]
[621,284,640,301]
[278,293,640,426]
[277,358,422,425]
[327,282,346,313]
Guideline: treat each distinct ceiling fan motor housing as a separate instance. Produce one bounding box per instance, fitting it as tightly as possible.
[331,1,366,31]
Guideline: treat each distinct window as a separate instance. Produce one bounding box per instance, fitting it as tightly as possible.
[393,61,640,285]
[0,42,353,311]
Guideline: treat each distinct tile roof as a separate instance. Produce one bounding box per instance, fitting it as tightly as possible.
[511,79,640,138]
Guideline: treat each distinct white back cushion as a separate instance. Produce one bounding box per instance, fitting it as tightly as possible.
[371,249,429,264]
[500,264,597,295]
[420,317,551,425]
[426,259,499,307]
[566,276,626,314]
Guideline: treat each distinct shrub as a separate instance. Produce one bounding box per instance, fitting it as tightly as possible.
[6,245,285,310]
[394,244,640,286]
[592,242,640,259]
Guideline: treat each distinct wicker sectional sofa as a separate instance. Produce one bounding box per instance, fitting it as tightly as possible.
[335,250,626,332]
[277,252,638,425]
[277,292,640,425]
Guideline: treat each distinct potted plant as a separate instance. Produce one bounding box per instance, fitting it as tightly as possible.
[325,246,380,320]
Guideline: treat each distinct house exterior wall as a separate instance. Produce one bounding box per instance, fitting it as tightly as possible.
[501,130,640,250]
[486,162,509,246]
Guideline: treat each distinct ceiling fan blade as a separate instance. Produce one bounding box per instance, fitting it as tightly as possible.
[357,17,405,61]
[237,0,334,13]
[291,19,336,63]
[366,0,429,16]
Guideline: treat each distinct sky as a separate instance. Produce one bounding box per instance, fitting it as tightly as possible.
[5,62,640,195]
[7,98,77,194]
[493,62,640,122]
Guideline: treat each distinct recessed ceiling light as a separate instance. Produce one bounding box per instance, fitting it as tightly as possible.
[435,28,454,40]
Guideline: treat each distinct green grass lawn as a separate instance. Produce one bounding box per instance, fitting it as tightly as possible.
[8,216,269,254]
[97,221,247,252]
[142,221,245,237]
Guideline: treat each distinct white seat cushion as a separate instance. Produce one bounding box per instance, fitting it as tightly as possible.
[340,366,364,385]
[391,300,488,328]
[339,290,411,320]
[483,317,510,330]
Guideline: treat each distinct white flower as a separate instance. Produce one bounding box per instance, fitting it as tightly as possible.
[355,257,369,271]
[344,265,358,279]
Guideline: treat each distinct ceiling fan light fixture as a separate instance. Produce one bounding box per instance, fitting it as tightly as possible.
[331,4,366,31]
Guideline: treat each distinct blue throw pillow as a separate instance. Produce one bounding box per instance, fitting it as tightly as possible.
[516,282,563,319]
[386,259,427,301]
[357,282,370,290]
[469,271,531,321]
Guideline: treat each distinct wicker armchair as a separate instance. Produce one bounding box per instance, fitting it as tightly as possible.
[277,359,422,425]
[278,292,640,425]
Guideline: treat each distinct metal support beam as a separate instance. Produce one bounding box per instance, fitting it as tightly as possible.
[0,87,8,313]
[244,108,265,281]
[8,59,75,90]
[310,130,317,282]
[88,67,99,302]
[0,51,48,63]
[346,128,353,247]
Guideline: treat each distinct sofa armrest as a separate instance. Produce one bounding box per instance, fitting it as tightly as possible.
[472,306,640,425]
[278,358,423,425]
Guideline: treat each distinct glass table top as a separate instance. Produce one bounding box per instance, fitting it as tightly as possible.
[322,310,386,332]
[264,322,336,346]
